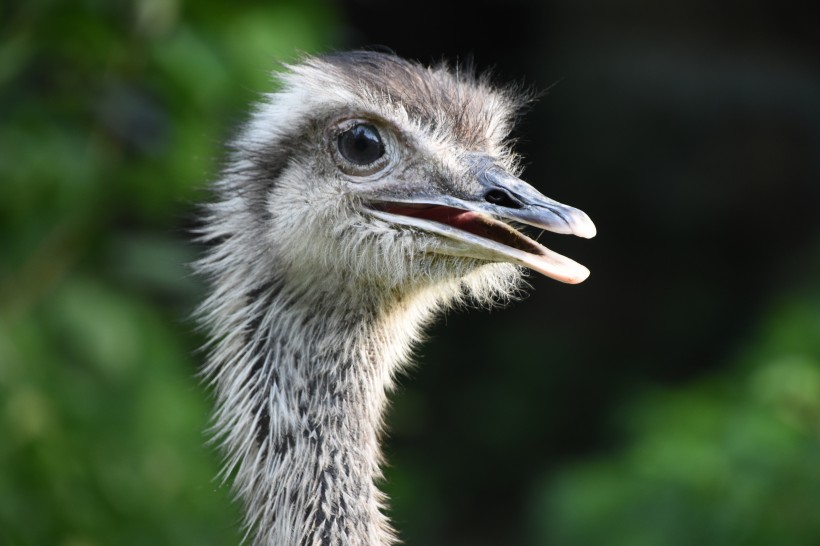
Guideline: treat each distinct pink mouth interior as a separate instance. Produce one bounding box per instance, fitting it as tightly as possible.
[379,203,545,255]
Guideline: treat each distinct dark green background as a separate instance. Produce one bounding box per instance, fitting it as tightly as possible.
[2,1,819,545]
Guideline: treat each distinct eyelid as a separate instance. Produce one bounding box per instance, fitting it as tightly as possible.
[331,118,398,179]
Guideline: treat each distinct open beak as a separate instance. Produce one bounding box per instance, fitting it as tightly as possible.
[365,158,596,284]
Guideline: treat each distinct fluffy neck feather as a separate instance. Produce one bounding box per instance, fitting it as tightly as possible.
[203,274,453,546]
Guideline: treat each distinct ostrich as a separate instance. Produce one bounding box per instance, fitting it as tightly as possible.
[196,51,595,546]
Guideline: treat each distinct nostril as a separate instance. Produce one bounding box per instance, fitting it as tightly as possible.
[484,189,522,209]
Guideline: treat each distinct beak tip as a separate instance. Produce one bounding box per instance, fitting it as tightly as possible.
[568,266,591,284]
[540,263,590,285]
[571,213,597,239]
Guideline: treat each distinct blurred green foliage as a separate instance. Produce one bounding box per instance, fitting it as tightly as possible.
[538,288,820,546]
[0,1,337,544]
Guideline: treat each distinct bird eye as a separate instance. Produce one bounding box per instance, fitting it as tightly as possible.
[337,123,385,166]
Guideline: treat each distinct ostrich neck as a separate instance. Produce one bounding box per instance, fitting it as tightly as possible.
[209,280,436,546]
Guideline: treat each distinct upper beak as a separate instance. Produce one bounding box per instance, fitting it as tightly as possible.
[475,161,596,240]
[365,157,596,284]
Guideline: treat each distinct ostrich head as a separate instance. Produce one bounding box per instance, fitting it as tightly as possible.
[206,51,594,312]
[198,51,596,546]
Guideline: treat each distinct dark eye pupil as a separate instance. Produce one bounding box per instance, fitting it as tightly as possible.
[338,123,385,166]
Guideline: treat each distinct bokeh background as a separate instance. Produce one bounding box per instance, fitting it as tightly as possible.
[1,1,819,545]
